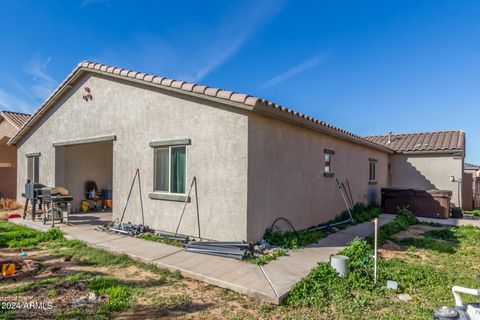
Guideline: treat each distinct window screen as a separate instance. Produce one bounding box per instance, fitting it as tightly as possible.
[154,146,186,194]
[27,156,39,183]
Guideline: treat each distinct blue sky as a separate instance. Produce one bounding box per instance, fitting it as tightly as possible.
[0,0,479,163]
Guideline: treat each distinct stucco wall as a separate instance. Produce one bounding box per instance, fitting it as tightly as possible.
[16,73,249,241]
[0,120,17,198]
[0,120,17,141]
[246,113,389,241]
[389,153,463,207]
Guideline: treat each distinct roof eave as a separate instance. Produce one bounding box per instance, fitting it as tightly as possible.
[253,102,394,154]
[397,149,464,155]
[8,66,256,146]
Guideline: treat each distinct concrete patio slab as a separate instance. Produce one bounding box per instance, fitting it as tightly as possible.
[152,250,277,303]
[416,215,480,227]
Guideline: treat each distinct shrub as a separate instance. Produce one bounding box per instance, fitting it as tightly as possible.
[0,198,21,211]
[262,203,382,249]
[263,228,326,249]
[372,207,418,245]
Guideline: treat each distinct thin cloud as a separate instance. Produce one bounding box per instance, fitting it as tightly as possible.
[0,89,32,113]
[93,0,288,83]
[24,56,56,83]
[188,0,288,82]
[260,54,329,89]
[23,56,57,100]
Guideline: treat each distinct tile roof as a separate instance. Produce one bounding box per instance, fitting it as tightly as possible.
[0,111,31,130]
[8,61,393,153]
[465,162,479,169]
[364,130,465,153]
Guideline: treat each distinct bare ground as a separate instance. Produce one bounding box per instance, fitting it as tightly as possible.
[0,247,325,319]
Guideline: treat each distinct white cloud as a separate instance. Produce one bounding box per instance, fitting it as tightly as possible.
[260,54,329,89]
[24,56,56,84]
[0,88,32,113]
[23,56,57,100]
[93,0,288,83]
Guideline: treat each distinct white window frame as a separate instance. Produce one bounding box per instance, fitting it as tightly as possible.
[369,159,377,183]
[153,145,187,195]
[27,154,40,184]
[324,149,335,177]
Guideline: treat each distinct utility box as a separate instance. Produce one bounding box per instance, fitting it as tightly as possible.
[381,188,452,219]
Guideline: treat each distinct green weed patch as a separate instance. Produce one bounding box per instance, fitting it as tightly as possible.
[286,210,480,319]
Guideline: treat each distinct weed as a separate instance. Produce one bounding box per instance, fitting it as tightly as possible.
[263,229,326,249]
[137,233,184,247]
[87,276,133,312]
[464,209,480,216]
[366,207,418,245]
[397,237,457,254]
[248,248,286,265]
[262,203,382,249]
[47,289,58,298]
[285,218,480,319]
[423,229,458,242]
[0,225,63,248]
[0,277,60,296]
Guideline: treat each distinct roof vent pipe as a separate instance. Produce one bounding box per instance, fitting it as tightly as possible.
[387,132,392,144]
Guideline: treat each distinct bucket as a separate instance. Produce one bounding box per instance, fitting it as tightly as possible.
[102,199,112,209]
[331,255,349,276]
[102,189,112,200]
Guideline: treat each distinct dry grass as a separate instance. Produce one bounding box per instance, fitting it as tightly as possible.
[0,198,21,212]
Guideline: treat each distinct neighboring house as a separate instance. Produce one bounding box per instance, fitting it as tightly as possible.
[8,61,392,241]
[0,111,31,199]
[364,131,465,208]
[464,162,480,210]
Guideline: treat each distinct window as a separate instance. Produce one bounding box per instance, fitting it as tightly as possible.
[369,158,377,183]
[154,146,186,194]
[324,149,335,177]
[27,154,40,183]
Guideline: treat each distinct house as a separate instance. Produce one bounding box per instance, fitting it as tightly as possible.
[464,162,480,210]
[0,111,30,199]
[8,61,394,241]
[7,61,469,241]
[364,131,465,208]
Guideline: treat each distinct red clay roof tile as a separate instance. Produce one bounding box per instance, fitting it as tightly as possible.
[0,111,31,130]
[364,130,464,153]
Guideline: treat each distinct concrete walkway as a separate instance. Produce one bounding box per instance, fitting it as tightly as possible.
[11,213,396,304]
[417,215,480,227]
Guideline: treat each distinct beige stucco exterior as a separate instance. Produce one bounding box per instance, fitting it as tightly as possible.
[0,119,18,198]
[14,71,393,241]
[246,113,389,241]
[16,73,249,241]
[389,153,464,207]
[14,67,470,241]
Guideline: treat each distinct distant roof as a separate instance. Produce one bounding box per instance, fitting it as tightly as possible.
[8,61,393,153]
[465,162,479,170]
[364,130,465,153]
[0,111,31,130]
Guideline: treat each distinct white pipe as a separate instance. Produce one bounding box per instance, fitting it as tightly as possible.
[452,286,480,307]
[373,218,378,285]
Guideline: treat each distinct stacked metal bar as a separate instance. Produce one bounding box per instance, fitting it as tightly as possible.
[158,232,189,242]
[184,241,251,260]
[108,222,150,236]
